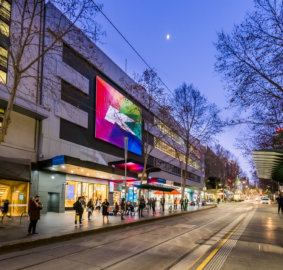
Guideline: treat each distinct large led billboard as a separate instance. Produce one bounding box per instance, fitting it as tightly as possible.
[95,76,142,155]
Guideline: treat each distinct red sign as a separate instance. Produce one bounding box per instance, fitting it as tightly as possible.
[276,127,283,132]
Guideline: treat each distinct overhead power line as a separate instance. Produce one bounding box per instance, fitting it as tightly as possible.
[91,0,175,96]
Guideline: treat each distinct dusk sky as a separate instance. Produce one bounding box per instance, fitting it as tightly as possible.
[95,0,255,178]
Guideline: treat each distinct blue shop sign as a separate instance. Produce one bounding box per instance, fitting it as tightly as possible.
[52,155,65,166]
[157,178,166,184]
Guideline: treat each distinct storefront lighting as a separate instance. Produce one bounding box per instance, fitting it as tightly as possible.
[70,170,74,174]
[61,165,66,169]
[80,169,84,172]
[51,176,55,179]
[86,173,90,176]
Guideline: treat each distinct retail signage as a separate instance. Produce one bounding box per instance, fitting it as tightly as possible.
[67,185,75,199]
[109,182,114,192]
[52,155,65,166]
[129,187,134,201]
[148,178,166,184]
[95,76,142,155]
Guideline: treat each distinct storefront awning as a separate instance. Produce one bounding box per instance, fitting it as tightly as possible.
[136,184,175,192]
[108,159,161,173]
[36,155,137,181]
[252,149,283,182]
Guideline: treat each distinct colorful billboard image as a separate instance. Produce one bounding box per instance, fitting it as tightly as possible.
[95,76,142,155]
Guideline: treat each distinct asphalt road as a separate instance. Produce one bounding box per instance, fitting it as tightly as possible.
[0,202,282,270]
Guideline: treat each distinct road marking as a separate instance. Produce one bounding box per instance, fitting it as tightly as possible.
[194,223,241,270]
[187,207,255,270]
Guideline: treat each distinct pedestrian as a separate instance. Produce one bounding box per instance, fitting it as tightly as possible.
[276,193,283,214]
[138,196,145,217]
[87,198,94,220]
[151,198,156,215]
[160,197,165,212]
[96,198,101,211]
[217,197,221,204]
[1,199,9,223]
[102,199,110,223]
[174,198,178,210]
[73,196,84,225]
[184,198,189,210]
[28,195,42,235]
[114,202,119,216]
[120,198,126,220]
[180,198,184,210]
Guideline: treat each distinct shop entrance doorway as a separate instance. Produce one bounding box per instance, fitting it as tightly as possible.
[48,192,60,212]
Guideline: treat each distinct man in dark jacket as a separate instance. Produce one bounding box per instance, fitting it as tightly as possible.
[1,199,9,222]
[277,193,283,214]
[28,196,42,235]
[138,196,145,217]
[73,197,84,224]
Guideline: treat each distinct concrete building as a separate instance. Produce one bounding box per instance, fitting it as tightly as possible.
[0,0,48,216]
[1,2,204,215]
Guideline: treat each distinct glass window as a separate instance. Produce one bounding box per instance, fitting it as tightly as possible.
[0,20,9,37]
[0,1,11,21]
[0,179,29,216]
[0,69,6,83]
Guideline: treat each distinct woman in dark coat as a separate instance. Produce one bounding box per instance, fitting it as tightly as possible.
[102,199,110,223]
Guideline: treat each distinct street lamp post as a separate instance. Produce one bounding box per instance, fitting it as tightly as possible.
[124,137,128,200]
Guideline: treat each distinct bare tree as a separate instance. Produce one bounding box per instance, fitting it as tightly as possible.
[171,83,222,198]
[0,0,103,143]
[129,68,172,181]
[215,0,283,126]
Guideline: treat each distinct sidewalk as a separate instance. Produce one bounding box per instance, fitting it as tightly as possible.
[0,205,216,252]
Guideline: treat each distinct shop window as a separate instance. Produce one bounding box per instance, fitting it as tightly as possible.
[0,179,29,216]
[65,180,108,208]
[0,1,11,21]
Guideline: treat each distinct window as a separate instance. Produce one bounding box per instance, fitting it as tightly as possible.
[0,19,9,36]
[154,137,201,171]
[0,107,3,128]
[0,0,11,84]
[0,1,11,21]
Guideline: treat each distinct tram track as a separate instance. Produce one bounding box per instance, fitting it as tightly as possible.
[0,204,253,270]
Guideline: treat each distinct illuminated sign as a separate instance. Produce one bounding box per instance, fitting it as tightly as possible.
[109,182,114,192]
[115,162,144,172]
[67,185,75,199]
[95,76,142,155]
[276,127,283,132]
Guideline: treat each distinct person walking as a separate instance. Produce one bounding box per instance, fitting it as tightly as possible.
[151,198,156,215]
[96,198,101,211]
[73,197,84,225]
[120,198,126,220]
[114,202,119,216]
[160,197,165,212]
[180,198,184,210]
[1,199,9,223]
[184,198,189,210]
[174,198,178,210]
[87,199,94,220]
[28,195,42,235]
[138,196,145,217]
[277,193,283,214]
[102,199,110,223]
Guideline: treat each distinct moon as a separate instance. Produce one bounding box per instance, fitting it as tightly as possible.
[166,34,170,40]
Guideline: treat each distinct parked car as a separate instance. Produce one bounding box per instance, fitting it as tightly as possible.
[261,197,271,204]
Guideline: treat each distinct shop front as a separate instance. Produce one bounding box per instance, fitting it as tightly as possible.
[0,157,30,216]
[0,179,29,216]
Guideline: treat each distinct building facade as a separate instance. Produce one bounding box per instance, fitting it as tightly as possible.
[1,2,204,215]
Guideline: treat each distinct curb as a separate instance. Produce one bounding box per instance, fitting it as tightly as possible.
[0,205,217,254]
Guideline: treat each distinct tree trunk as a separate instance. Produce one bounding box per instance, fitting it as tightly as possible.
[0,73,20,144]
